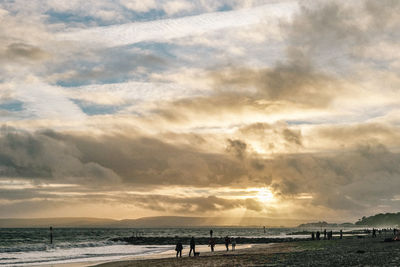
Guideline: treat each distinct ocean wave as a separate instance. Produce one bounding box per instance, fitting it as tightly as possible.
[0,244,172,266]
[0,240,127,253]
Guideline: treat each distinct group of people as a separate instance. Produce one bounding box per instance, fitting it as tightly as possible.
[372,228,399,238]
[223,235,236,251]
[175,236,201,258]
[175,230,237,258]
[310,228,400,241]
[311,229,342,240]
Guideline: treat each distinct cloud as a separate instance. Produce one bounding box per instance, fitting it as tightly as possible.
[226,139,247,159]
[265,144,400,215]
[1,127,400,217]
[123,194,264,213]
[312,123,400,149]
[210,58,339,108]
[282,128,302,146]
[162,0,194,15]
[0,128,120,185]
[10,80,86,119]
[120,0,157,13]
[146,0,400,131]
[1,43,50,62]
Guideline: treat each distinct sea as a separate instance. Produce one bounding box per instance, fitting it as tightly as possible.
[0,227,303,266]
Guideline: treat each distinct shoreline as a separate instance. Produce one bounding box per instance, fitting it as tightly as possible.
[42,244,254,267]
[91,236,400,267]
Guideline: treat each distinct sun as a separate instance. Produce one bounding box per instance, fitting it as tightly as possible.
[254,187,275,203]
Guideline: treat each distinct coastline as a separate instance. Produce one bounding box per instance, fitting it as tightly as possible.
[42,244,254,267]
[91,237,400,267]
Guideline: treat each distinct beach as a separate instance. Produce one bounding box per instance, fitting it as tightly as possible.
[0,227,305,266]
[2,228,399,266]
[94,237,400,267]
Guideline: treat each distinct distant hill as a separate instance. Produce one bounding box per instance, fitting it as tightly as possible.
[297,212,400,228]
[0,216,307,228]
[297,221,354,228]
[0,217,116,228]
[355,212,400,227]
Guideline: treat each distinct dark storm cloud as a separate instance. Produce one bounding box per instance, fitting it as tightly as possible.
[267,144,400,212]
[0,128,120,185]
[1,127,400,215]
[0,128,246,187]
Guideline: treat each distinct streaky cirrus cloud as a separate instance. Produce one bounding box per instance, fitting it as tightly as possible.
[57,1,298,47]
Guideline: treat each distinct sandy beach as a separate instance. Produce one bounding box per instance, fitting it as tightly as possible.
[93,237,400,267]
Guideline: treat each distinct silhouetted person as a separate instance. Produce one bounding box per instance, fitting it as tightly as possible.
[225,236,230,251]
[189,237,196,257]
[323,229,327,240]
[329,230,333,240]
[210,229,213,238]
[316,231,320,240]
[372,228,376,238]
[311,232,315,240]
[175,241,183,258]
[231,238,236,251]
[209,238,215,252]
[340,229,343,239]
[49,226,53,244]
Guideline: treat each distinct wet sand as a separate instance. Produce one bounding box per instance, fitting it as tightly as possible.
[92,236,400,266]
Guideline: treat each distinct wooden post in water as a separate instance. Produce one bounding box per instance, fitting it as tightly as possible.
[50,226,53,244]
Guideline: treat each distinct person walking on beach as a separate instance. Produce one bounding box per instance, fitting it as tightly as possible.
[175,241,183,258]
[225,236,230,251]
[209,237,215,252]
[340,229,343,239]
[189,236,196,257]
[210,229,213,238]
[231,238,236,251]
[316,231,320,240]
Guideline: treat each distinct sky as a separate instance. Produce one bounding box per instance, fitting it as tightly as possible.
[0,0,400,223]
